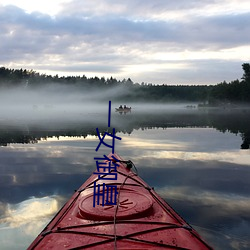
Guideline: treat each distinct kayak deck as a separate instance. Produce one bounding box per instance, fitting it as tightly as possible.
[28,153,213,249]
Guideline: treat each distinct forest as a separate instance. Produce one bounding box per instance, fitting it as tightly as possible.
[0,63,249,104]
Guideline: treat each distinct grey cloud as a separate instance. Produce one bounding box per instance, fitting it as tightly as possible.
[184,13,250,49]
[131,59,244,85]
[60,0,215,18]
[1,4,249,50]
[40,64,121,74]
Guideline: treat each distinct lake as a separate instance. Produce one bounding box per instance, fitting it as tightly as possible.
[0,103,250,249]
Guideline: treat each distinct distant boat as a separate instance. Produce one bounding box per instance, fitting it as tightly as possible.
[115,106,132,113]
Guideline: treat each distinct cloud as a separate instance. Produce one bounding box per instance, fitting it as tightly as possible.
[0,196,61,249]
[0,196,59,229]
[0,1,250,84]
[11,6,248,49]
[157,186,250,216]
[58,0,239,19]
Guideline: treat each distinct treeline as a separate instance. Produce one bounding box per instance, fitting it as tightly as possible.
[0,63,249,104]
[208,63,250,104]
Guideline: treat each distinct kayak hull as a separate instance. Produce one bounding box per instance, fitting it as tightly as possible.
[28,153,213,249]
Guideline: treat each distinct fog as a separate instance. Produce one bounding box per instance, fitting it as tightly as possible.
[0,85,106,117]
[0,85,196,126]
[0,85,114,126]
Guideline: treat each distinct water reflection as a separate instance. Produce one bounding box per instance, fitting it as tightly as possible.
[0,107,250,149]
[0,196,59,228]
[0,196,62,250]
[0,108,250,249]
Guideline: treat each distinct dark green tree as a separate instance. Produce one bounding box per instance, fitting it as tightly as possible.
[242,63,250,82]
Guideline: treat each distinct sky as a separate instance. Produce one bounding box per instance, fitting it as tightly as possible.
[0,0,250,85]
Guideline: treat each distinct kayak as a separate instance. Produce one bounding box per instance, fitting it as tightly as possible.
[28,153,213,249]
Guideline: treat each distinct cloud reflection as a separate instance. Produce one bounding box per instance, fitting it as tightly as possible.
[116,128,249,166]
[156,186,250,249]
[0,196,62,249]
[154,150,250,166]
[157,186,250,216]
[0,196,59,229]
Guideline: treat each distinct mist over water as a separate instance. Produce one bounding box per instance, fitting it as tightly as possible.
[0,85,106,122]
[0,84,198,126]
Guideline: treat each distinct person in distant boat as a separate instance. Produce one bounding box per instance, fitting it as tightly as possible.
[124,105,127,109]
[119,105,123,109]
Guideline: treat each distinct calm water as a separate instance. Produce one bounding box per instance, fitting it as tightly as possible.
[0,104,250,249]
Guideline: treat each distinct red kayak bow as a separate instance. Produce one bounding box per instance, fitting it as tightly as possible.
[28,153,213,249]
